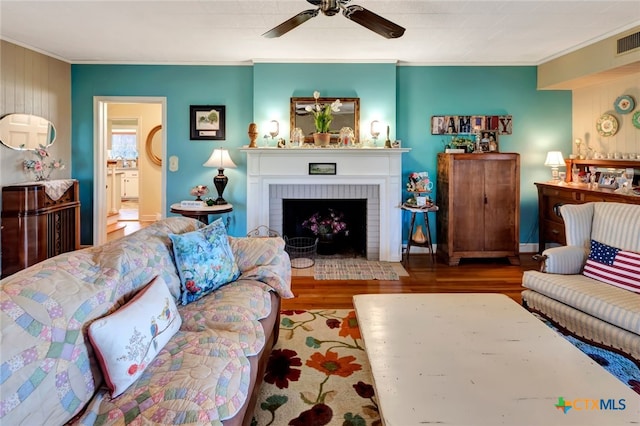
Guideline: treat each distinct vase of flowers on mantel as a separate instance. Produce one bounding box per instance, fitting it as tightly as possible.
[306,90,342,147]
[312,132,331,147]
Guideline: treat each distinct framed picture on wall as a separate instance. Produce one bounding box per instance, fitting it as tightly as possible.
[190,105,226,140]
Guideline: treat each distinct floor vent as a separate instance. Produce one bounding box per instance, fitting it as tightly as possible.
[617,31,640,55]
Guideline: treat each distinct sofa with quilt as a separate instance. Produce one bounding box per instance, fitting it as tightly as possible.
[522,202,640,362]
[0,216,293,425]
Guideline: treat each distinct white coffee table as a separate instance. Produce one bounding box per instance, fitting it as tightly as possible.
[353,293,640,426]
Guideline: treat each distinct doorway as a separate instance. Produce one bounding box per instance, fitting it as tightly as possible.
[94,97,167,246]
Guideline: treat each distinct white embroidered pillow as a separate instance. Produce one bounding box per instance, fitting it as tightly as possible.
[88,276,182,397]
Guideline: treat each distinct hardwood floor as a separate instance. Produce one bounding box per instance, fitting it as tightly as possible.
[281,253,539,310]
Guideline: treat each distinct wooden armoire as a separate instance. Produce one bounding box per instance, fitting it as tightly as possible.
[1,180,80,278]
[436,153,520,266]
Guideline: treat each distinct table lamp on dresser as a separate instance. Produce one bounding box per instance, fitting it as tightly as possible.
[544,151,565,181]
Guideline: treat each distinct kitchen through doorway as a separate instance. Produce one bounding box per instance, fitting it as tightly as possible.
[96,98,166,245]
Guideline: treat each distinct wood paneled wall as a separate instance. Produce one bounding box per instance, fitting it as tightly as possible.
[573,73,640,156]
[0,40,71,188]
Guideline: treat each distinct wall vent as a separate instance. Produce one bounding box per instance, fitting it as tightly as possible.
[617,31,640,55]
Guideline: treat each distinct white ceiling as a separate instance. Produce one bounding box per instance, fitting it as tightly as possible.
[1,0,639,65]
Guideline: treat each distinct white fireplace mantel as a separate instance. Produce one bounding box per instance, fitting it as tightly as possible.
[241,147,411,261]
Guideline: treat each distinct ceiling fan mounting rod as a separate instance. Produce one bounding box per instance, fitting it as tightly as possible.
[321,0,340,16]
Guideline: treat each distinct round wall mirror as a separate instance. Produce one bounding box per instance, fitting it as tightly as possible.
[146,125,162,166]
[0,113,56,150]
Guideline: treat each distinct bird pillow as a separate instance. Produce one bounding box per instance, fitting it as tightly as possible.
[88,276,182,397]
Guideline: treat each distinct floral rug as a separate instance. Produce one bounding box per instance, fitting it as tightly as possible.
[251,309,640,426]
[251,309,380,426]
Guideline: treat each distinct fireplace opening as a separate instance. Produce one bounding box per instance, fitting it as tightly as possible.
[282,199,367,257]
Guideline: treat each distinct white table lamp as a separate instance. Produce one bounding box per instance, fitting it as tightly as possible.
[544,151,565,181]
[203,148,237,205]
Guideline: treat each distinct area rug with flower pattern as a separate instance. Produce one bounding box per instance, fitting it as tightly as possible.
[251,309,380,426]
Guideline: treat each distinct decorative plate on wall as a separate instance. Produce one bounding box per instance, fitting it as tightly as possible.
[596,113,619,137]
[632,111,640,130]
[614,95,635,114]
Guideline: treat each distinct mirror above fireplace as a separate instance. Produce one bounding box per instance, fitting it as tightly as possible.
[290,97,360,143]
[0,113,56,151]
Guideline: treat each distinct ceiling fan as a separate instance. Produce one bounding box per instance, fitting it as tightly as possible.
[263,0,405,39]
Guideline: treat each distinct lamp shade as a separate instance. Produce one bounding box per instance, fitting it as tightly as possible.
[203,148,237,169]
[370,120,381,138]
[269,120,279,138]
[544,151,565,167]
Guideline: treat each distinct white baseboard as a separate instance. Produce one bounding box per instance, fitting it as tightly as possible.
[140,214,158,222]
[402,243,538,255]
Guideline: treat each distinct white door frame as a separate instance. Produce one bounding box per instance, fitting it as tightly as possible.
[93,96,167,246]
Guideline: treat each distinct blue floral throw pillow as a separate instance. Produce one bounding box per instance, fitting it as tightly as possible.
[169,218,240,305]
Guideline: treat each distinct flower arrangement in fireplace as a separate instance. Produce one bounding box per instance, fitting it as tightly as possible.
[302,209,348,236]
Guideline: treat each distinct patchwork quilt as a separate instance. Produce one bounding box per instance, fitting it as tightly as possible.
[0,217,292,425]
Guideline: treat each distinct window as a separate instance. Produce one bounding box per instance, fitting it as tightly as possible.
[108,119,139,160]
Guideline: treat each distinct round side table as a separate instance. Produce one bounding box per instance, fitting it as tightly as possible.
[401,204,439,263]
[170,203,233,225]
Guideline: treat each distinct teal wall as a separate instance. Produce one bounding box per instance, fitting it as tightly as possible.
[72,63,571,247]
[397,66,572,245]
[253,63,397,144]
[72,65,253,243]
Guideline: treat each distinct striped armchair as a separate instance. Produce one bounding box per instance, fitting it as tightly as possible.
[522,202,640,362]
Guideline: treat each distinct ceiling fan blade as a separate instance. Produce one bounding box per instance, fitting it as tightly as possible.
[263,9,320,38]
[306,0,322,5]
[343,5,405,39]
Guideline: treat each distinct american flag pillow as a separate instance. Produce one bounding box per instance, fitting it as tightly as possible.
[583,240,640,293]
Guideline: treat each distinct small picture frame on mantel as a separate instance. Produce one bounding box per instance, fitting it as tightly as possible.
[190,105,226,140]
[309,163,336,175]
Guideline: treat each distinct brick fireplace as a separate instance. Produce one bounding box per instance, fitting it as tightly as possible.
[241,147,409,261]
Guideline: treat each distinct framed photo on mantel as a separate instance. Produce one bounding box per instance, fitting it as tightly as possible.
[190,105,226,140]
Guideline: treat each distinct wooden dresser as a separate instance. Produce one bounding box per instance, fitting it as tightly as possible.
[436,153,520,266]
[1,180,80,278]
[535,181,640,253]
